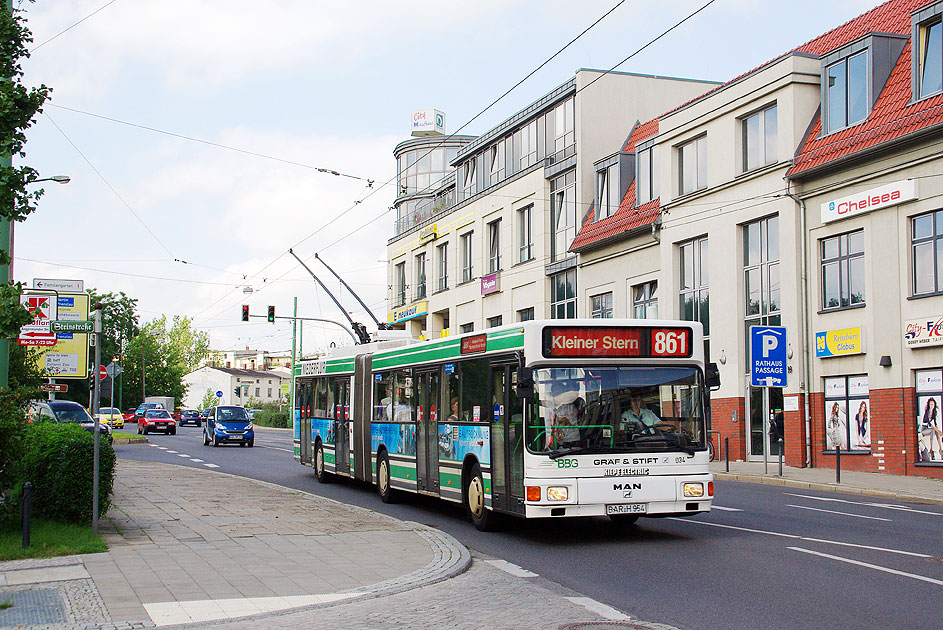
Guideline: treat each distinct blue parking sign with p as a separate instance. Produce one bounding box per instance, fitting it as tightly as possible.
[750,326,787,387]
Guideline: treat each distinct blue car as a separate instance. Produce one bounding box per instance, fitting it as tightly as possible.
[203,405,254,447]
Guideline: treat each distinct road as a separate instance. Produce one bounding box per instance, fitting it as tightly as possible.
[114,423,943,630]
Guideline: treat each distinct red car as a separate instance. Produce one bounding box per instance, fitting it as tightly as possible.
[138,409,176,435]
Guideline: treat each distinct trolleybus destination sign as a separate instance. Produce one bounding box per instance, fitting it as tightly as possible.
[542,326,692,358]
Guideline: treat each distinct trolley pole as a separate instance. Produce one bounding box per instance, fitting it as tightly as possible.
[291,296,297,440]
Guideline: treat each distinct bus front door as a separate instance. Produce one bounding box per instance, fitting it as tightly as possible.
[299,383,312,466]
[491,364,525,515]
[335,378,350,476]
[416,370,439,494]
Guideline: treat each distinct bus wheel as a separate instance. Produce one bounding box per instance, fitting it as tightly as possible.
[315,442,332,484]
[609,514,639,526]
[466,463,495,531]
[377,451,396,503]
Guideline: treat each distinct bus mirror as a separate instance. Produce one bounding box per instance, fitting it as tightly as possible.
[706,362,721,390]
[517,367,534,399]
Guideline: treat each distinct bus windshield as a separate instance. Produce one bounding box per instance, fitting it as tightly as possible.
[528,366,706,456]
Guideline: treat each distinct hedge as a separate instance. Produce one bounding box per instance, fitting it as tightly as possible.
[19,422,115,523]
[253,408,290,428]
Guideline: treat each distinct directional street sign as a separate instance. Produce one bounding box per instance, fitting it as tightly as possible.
[51,320,94,333]
[750,325,787,387]
[39,383,68,392]
[33,278,84,292]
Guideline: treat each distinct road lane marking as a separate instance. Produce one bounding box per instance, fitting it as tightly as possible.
[564,597,630,621]
[190,459,203,463]
[484,559,538,577]
[710,505,743,511]
[177,454,190,458]
[166,451,178,454]
[671,518,931,558]
[785,493,943,516]
[203,463,219,468]
[786,504,892,522]
[789,547,943,586]
[258,445,292,453]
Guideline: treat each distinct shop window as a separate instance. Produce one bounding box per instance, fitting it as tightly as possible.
[916,369,943,463]
[823,375,870,452]
[821,230,865,310]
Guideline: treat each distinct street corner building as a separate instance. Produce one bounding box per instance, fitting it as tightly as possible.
[382,0,943,481]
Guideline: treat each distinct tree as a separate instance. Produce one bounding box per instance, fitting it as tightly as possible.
[200,388,218,410]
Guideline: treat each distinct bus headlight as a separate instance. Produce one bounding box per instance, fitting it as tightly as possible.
[683,482,704,497]
[546,487,568,501]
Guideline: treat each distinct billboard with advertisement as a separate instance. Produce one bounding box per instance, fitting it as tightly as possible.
[815,327,864,358]
[30,293,90,379]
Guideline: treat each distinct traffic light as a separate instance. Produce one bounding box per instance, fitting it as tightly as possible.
[241,305,249,322]
[267,305,275,322]
[234,387,241,398]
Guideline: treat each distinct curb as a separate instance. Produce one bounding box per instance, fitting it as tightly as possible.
[714,471,943,505]
[110,461,472,628]
[114,436,148,445]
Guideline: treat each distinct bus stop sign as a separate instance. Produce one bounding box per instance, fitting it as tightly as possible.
[750,326,787,387]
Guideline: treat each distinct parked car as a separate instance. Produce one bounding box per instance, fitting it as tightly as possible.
[203,405,254,447]
[178,409,201,426]
[134,402,163,420]
[97,407,124,429]
[28,400,113,444]
[138,409,176,435]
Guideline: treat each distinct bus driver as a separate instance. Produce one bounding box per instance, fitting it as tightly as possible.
[620,391,659,433]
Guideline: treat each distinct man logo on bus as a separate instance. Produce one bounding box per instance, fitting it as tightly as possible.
[613,483,642,490]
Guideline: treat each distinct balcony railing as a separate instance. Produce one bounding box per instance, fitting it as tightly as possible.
[394,179,456,236]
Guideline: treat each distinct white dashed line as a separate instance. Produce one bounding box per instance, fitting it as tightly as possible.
[177,454,190,458]
[190,459,203,463]
[485,559,538,577]
[565,597,630,620]
[786,504,892,522]
[166,450,178,454]
[203,463,220,468]
[710,505,743,511]
[784,493,943,516]
[790,547,943,586]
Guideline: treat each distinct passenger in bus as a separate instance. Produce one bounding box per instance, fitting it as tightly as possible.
[620,392,659,433]
[447,398,459,422]
[548,380,583,447]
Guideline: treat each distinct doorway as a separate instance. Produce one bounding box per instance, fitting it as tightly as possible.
[335,378,350,476]
[747,381,783,461]
[415,369,439,493]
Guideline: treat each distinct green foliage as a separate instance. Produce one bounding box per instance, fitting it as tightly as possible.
[19,422,115,523]
[253,407,290,428]
[0,518,107,560]
[200,388,218,409]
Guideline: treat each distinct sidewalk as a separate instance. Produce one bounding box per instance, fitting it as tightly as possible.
[0,460,641,630]
[712,459,943,504]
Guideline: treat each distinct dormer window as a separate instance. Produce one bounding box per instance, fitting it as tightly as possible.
[637,145,658,205]
[826,51,868,133]
[914,2,943,100]
[595,161,620,220]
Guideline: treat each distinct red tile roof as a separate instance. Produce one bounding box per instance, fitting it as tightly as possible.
[573,0,938,250]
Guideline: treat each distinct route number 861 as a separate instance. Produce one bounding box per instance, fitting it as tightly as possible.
[652,330,688,356]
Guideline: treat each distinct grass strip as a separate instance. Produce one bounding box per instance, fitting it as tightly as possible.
[0,519,107,560]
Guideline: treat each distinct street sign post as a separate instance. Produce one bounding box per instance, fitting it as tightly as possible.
[750,326,787,388]
[51,320,94,333]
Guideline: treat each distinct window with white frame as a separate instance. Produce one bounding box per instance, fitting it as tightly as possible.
[679,136,707,195]
[461,323,474,333]
[414,253,427,300]
[917,15,943,99]
[591,292,613,318]
[488,219,501,273]
[517,307,534,322]
[518,204,533,263]
[637,145,658,205]
[825,51,868,133]
[821,230,865,310]
[487,315,503,328]
[743,216,781,352]
[596,161,621,220]
[520,120,538,170]
[490,139,506,186]
[462,160,476,198]
[551,171,576,261]
[460,231,473,283]
[679,237,709,358]
[550,269,577,319]
[394,262,406,307]
[633,281,658,319]
[913,209,943,296]
[436,243,448,291]
[742,105,778,172]
[554,97,575,158]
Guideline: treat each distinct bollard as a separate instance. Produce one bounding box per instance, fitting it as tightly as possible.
[835,443,841,484]
[22,481,32,549]
[778,438,784,477]
[724,437,729,473]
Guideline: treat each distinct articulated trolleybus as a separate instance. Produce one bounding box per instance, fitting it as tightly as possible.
[294,319,718,530]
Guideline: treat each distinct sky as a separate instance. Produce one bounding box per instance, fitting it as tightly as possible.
[15,0,881,356]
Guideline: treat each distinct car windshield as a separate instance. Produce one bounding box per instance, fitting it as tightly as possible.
[101,408,118,414]
[52,405,94,424]
[146,410,171,418]
[216,407,249,422]
[527,366,706,456]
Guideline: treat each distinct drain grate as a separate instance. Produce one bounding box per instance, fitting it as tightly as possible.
[0,588,69,625]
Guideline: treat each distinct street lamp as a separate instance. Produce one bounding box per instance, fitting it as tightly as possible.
[33,175,71,184]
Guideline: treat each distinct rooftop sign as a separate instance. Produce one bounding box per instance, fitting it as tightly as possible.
[411,109,445,137]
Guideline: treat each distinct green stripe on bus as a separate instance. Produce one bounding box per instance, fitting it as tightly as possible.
[391,464,417,481]
[372,332,525,370]
[326,358,355,373]
[438,470,491,495]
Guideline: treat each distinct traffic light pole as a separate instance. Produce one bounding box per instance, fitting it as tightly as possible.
[92,309,101,536]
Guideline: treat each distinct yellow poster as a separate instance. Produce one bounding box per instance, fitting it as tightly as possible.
[31,293,90,378]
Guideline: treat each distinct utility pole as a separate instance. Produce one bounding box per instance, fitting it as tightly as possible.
[117,330,123,411]
[0,0,13,389]
[141,340,145,400]
[91,307,102,536]
[291,296,297,435]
